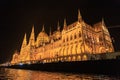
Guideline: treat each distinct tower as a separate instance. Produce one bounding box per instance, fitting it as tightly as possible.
[57,21,60,31]
[101,18,109,33]
[28,25,35,46]
[78,9,82,22]
[63,18,67,30]
[21,33,27,48]
[49,27,52,36]
[20,33,28,61]
[42,25,45,32]
[101,18,114,52]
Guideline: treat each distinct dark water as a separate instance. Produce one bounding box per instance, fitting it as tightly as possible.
[0,68,120,80]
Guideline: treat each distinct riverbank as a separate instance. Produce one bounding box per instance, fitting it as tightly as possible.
[6,59,120,75]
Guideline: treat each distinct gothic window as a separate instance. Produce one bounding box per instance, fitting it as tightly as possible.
[66,36,68,42]
[74,34,77,39]
[70,35,72,40]
[79,31,81,37]
[83,55,87,61]
[66,47,68,55]
[75,45,78,54]
[70,46,73,54]
[99,36,103,42]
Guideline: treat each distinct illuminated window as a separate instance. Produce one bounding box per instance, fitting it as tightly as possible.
[66,36,68,42]
[83,55,87,61]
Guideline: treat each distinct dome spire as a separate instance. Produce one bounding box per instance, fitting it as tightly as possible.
[57,21,60,31]
[28,25,35,46]
[102,17,105,25]
[63,18,67,30]
[36,25,49,47]
[101,17,109,32]
[78,9,82,22]
[49,27,52,36]
[101,17,105,29]
[21,33,27,48]
[42,25,45,32]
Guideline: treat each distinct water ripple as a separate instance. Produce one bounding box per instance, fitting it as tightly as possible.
[0,68,120,80]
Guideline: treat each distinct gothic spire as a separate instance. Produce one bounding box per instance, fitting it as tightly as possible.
[42,25,45,32]
[21,33,27,48]
[63,18,67,30]
[102,17,105,26]
[78,9,82,22]
[101,17,105,29]
[101,18,109,32]
[57,21,60,31]
[29,25,35,46]
[49,27,52,36]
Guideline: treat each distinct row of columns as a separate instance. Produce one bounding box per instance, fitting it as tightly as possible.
[57,43,83,57]
[43,54,88,63]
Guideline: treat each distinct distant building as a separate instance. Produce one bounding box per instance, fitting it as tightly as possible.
[11,10,114,64]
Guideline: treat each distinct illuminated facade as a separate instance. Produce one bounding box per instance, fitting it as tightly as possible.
[11,10,114,64]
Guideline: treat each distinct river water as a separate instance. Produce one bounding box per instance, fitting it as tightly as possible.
[0,68,120,80]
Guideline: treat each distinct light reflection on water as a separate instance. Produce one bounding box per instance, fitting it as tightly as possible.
[0,68,120,80]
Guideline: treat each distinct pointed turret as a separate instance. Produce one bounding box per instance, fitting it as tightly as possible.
[102,18,105,26]
[42,25,45,32]
[63,18,67,30]
[57,21,60,31]
[49,27,52,36]
[21,33,27,48]
[101,18,108,32]
[101,18,105,30]
[28,25,35,46]
[78,9,82,22]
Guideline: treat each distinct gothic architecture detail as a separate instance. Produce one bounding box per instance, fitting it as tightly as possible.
[11,10,114,64]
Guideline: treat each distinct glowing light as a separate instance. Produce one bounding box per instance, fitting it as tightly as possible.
[11,10,114,64]
[19,63,23,66]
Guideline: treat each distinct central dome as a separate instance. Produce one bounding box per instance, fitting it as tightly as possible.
[36,26,49,47]
[39,31,48,37]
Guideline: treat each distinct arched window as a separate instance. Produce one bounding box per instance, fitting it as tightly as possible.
[70,46,73,54]
[75,45,78,54]
[79,31,81,37]
[70,35,72,40]
[99,36,103,42]
[83,55,87,61]
[59,49,61,56]
[66,47,68,55]
[63,48,65,56]
[74,34,77,39]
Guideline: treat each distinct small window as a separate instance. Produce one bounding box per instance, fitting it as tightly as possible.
[79,32,81,37]
[74,34,77,39]
[66,37,68,42]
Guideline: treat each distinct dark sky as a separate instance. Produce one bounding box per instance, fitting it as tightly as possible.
[0,0,120,63]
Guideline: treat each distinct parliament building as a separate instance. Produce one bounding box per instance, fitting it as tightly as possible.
[11,10,114,64]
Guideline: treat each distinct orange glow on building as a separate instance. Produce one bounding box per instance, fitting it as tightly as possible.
[11,10,114,64]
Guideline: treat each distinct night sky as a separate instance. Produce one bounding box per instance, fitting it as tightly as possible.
[0,0,120,63]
